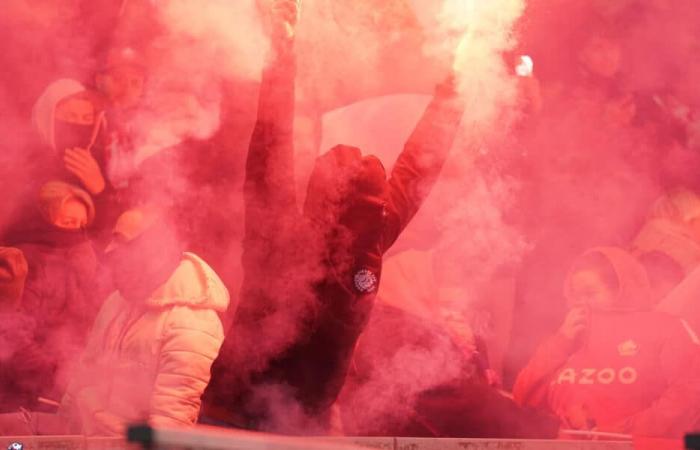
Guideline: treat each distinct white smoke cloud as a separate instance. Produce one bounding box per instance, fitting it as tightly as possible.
[129,0,269,165]
[420,0,525,129]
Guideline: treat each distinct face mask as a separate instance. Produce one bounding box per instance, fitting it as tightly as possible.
[54,111,104,153]
[303,145,387,226]
[8,212,89,249]
[103,221,183,302]
[54,121,98,153]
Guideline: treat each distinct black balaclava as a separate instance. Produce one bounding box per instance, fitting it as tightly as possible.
[54,122,98,153]
[54,116,109,178]
[54,111,106,152]
[303,144,388,228]
[303,144,389,296]
[103,219,184,303]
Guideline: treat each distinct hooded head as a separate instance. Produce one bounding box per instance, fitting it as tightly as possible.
[95,45,146,109]
[38,181,95,230]
[104,206,185,303]
[578,32,622,80]
[632,188,700,274]
[32,79,106,154]
[3,181,93,249]
[303,144,388,227]
[0,247,28,311]
[648,188,700,229]
[565,247,652,312]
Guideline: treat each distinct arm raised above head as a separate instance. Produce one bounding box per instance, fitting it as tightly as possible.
[383,75,465,249]
[243,0,301,256]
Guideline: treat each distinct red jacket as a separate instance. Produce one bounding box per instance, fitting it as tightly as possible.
[513,247,700,437]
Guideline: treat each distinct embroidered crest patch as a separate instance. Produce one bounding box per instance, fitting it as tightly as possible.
[354,269,378,293]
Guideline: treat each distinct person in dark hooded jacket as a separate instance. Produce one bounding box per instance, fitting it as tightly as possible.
[202,0,465,432]
[1,181,101,411]
[0,246,38,413]
[513,247,700,438]
[26,77,131,241]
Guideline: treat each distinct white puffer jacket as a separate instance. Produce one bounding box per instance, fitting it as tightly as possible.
[60,253,230,436]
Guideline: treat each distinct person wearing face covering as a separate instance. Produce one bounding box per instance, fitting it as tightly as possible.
[512,247,700,438]
[53,206,230,436]
[29,78,128,240]
[31,79,108,195]
[202,0,465,432]
[0,207,229,435]
[0,181,100,411]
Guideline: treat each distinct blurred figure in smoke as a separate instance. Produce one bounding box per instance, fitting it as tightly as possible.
[95,45,146,111]
[637,251,685,306]
[0,205,230,435]
[632,188,700,276]
[94,45,146,189]
[1,181,100,412]
[0,247,28,310]
[0,246,39,413]
[630,188,700,311]
[338,301,559,438]
[513,247,700,438]
[643,190,700,339]
[203,0,465,432]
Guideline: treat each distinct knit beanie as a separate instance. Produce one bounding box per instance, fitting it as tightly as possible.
[38,181,96,228]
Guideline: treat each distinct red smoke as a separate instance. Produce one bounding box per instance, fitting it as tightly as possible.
[1,0,699,440]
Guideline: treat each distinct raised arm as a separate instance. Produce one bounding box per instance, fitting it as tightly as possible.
[383,76,465,249]
[204,3,302,418]
[244,0,299,226]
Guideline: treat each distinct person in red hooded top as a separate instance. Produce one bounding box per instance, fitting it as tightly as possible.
[513,246,700,438]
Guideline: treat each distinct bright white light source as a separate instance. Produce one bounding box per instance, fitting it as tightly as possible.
[515,55,533,77]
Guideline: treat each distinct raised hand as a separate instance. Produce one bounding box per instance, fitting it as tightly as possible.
[63,147,106,195]
[270,0,300,45]
[559,307,589,342]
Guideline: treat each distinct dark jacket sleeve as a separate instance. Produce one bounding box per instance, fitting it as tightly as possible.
[383,77,465,250]
[512,334,577,410]
[90,184,122,241]
[244,47,298,232]
[237,45,300,305]
[202,47,301,421]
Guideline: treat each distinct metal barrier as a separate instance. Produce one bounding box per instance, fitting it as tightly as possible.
[125,425,636,450]
[0,436,134,450]
[3,426,690,450]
